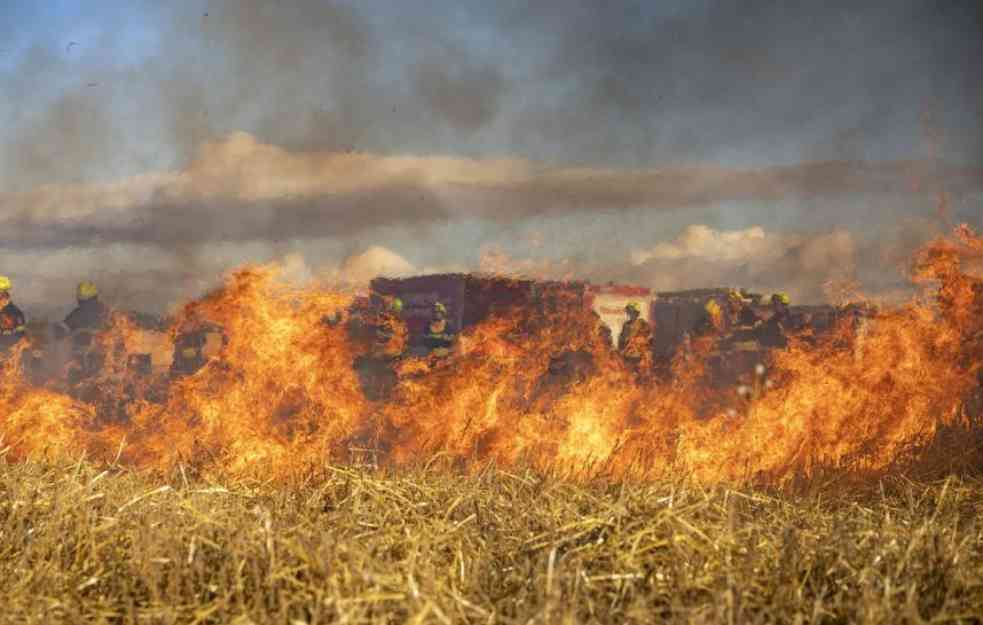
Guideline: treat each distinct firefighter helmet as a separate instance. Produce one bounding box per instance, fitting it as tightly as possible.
[625,301,641,315]
[0,275,10,292]
[390,298,403,314]
[772,292,790,305]
[77,281,99,301]
[433,302,447,316]
[727,289,745,303]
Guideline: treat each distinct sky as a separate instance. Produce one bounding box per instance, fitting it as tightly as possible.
[0,0,980,318]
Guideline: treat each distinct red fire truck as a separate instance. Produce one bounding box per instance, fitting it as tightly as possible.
[369,273,589,355]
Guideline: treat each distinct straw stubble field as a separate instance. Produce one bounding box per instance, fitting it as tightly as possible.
[2,458,983,624]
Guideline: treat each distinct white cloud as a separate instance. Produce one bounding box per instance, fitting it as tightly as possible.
[334,246,417,285]
[625,224,863,303]
[632,225,781,265]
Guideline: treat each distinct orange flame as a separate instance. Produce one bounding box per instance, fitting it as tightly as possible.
[1,227,981,485]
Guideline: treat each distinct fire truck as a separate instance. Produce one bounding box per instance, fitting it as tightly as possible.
[650,289,877,388]
[369,273,589,356]
[363,274,877,397]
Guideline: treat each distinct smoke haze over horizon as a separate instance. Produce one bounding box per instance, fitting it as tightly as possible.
[0,0,980,318]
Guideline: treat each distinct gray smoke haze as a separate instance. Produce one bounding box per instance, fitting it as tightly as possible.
[2,132,978,250]
[413,55,508,134]
[481,217,949,305]
[492,0,983,165]
[0,0,980,318]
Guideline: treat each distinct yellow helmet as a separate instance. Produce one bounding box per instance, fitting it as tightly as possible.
[0,275,10,292]
[625,301,641,314]
[772,292,790,305]
[727,289,745,302]
[77,281,99,301]
[704,299,722,316]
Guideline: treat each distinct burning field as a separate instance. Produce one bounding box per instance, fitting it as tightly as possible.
[2,225,982,486]
[1,226,983,623]
[4,1,983,621]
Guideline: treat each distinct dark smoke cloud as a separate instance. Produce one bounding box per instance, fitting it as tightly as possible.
[7,0,977,186]
[1,132,979,253]
[413,55,508,133]
[1,1,373,190]
[457,161,983,219]
[491,0,983,166]
[1,0,980,316]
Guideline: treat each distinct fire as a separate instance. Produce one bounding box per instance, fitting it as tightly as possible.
[115,267,368,476]
[0,343,100,461]
[1,227,981,486]
[670,305,969,483]
[1,267,367,478]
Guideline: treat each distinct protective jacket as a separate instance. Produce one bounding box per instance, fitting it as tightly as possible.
[424,317,455,353]
[170,320,224,377]
[0,302,26,351]
[618,316,653,374]
[372,311,407,359]
[64,298,110,353]
[757,308,790,349]
[618,317,652,357]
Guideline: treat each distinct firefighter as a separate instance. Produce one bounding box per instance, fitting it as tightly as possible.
[689,295,752,388]
[758,292,791,349]
[61,281,111,382]
[692,298,726,340]
[170,310,225,378]
[591,309,613,349]
[372,297,407,359]
[64,281,109,332]
[424,301,455,356]
[618,301,653,372]
[0,276,27,353]
[725,289,760,328]
[355,297,407,400]
[771,292,791,317]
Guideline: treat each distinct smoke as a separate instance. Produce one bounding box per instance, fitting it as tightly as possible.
[625,222,948,304]
[332,246,416,286]
[5,1,980,183]
[1,1,980,316]
[627,226,861,303]
[0,130,977,316]
[3,132,978,252]
[476,221,947,305]
[493,0,983,165]
[412,52,509,134]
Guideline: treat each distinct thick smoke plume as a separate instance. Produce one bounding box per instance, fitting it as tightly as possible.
[1,132,977,314]
[0,1,980,316]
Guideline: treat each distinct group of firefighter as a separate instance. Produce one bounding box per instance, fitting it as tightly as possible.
[0,270,804,380]
[0,275,217,385]
[3,273,980,411]
[349,297,455,399]
[616,288,794,375]
[348,287,797,398]
[0,272,455,392]
[0,276,111,378]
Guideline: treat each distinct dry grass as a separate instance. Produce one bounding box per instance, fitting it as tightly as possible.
[2,457,983,625]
